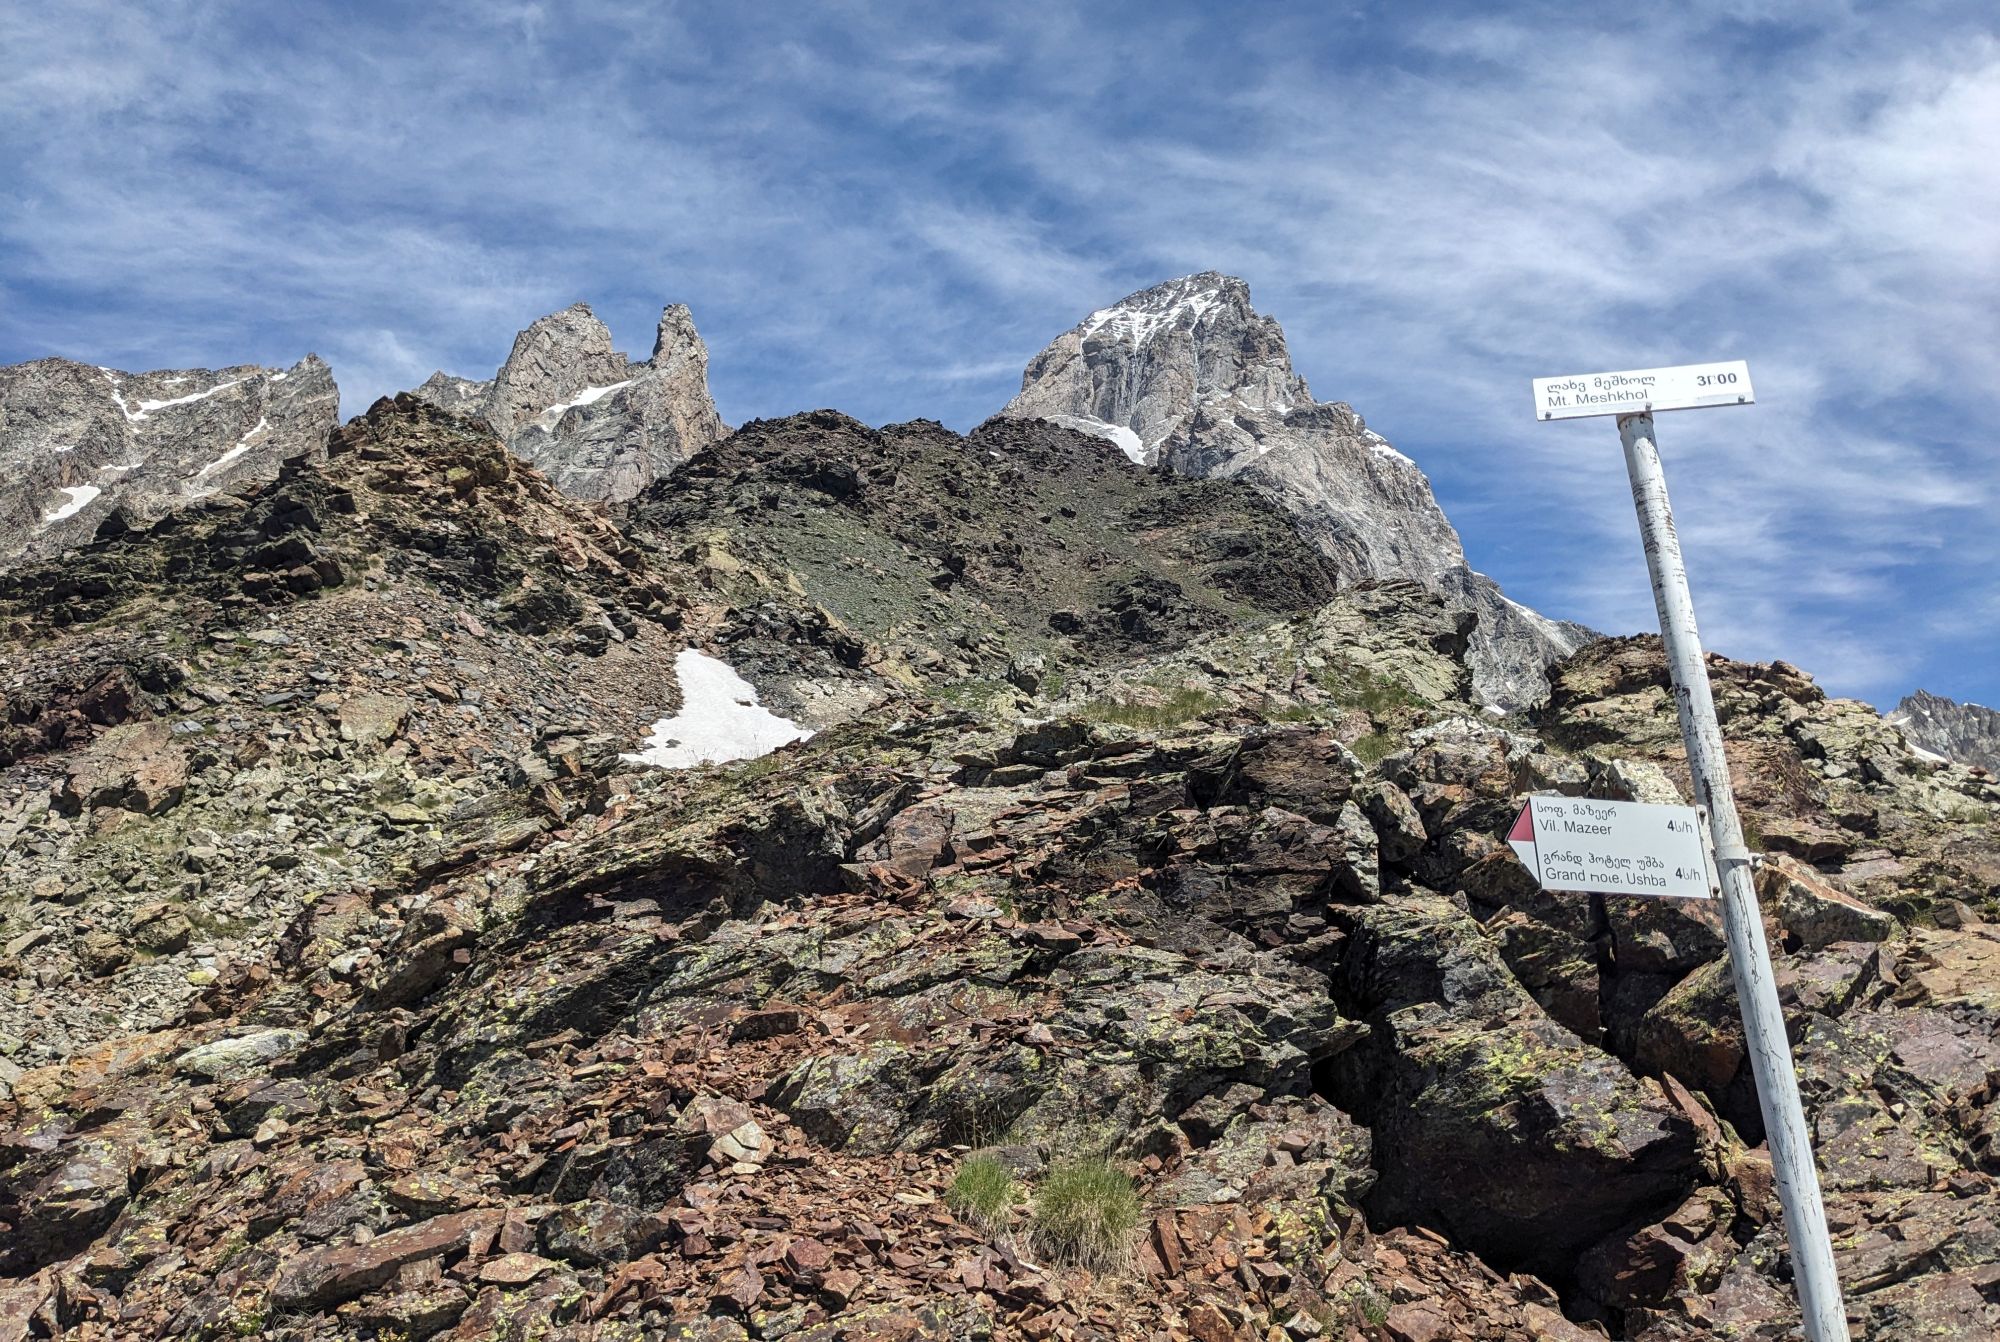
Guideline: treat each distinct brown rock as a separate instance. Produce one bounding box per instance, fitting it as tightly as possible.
[866,802,956,878]
[1187,1302,1236,1342]
[477,1252,555,1285]
[270,1208,503,1309]
[819,1266,862,1307]
[1522,1302,1599,1340]
[729,1004,812,1041]
[782,1237,831,1276]
[1385,1303,1448,1342]
[59,721,188,814]
[128,904,194,954]
[1761,857,1897,951]
[716,1263,763,1312]
[77,929,130,977]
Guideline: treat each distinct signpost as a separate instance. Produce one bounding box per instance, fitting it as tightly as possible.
[1527,361,1849,1341]
[1505,795,1715,900]
[1532,360,1753,421]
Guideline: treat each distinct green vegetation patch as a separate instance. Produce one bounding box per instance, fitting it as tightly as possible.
[1080,686,1224,731]
[946,1154,1020,1231]
[1348,731,1397,765]
[1029,1158,1140,1269]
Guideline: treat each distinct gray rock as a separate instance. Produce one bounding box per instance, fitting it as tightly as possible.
[408,301,727,502]
[338,693,412,748]
[1324,893,1701,1277]
[173,1027,307,1081]
[0,353,337,562]
[1001,272,1592,709]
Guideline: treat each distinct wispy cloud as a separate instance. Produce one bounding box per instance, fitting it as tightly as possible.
[1,1,1994,707]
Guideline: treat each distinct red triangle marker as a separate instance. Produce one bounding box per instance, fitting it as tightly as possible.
[1506,801,1538,873]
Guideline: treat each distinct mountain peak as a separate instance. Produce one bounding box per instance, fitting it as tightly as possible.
[1001,272,1590,709]
[0,352,338,563]
[407,299,727,501]
[1008,272,1308,454]
[1074,271,1247,349]
[1888,688,2000,772]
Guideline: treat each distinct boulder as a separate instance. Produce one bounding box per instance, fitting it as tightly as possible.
[339,693,412,748]
[1761,857,1898,951]
[7,1129,144,1269]
[270,1208,505,1309]
[173,1028,307,1082]
[58,720,188,814]
[1327,895,1701,1275]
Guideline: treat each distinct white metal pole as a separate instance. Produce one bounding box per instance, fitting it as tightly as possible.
[1616,411,1848,1341]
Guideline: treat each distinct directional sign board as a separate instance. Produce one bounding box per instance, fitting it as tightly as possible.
[1532,360,1754,421]
[1507,795,1716,900]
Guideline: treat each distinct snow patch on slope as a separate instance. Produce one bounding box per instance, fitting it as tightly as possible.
[191,418,270,484]
[533,379,633,429]
[622,649,813,769]
[131,380,244,422]
[1360,430,1415,466]
[43,484,101,523]
[1049,414,1147,465]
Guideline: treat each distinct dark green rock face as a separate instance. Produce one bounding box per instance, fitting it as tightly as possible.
[2,395,1998,1341]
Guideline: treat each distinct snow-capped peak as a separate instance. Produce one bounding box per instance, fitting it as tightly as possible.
[1076,272,1235,351]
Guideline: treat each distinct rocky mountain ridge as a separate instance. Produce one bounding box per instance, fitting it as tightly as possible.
[1889,689,2000,774]
[0,355,337,564]
[3,278,1583,711]
[1001,273,1594,711]
[0,392,1996,1339]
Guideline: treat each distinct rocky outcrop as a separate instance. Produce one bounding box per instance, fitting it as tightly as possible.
[409,301,727,501]
[1889,688,2000,773]
[1002,272,1592,710]
[0,354,337,562]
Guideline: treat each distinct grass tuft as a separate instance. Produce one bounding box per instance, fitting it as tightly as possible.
[1348,730,1396,765]
[946,1154,1019,1231]
[1029,1158,1140,1269]
[1082,686,1224,730]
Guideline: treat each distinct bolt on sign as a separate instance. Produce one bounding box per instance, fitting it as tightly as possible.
[1506,795,1717,900]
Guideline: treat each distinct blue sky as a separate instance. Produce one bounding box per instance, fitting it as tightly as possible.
[4,1,1996,709]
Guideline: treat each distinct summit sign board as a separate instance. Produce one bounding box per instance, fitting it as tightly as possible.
[1506,795,1716,900]
[1532,360,1754,421]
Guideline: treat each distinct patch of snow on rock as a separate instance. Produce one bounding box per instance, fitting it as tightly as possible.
[622,649,813,769]
[533,379,634,429]
[193,417,270,482]
[43,484,102,523]
[131,379,244,420]
[1361,430,1415,466]
[1049,414,1147,465]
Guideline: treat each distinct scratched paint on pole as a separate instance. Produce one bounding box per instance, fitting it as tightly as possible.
[1505,795,1715,899]
[1532,360,1753,420]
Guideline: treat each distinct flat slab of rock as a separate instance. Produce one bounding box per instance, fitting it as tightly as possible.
[271,1208,505,1309]
[59,721,188,815]
[173,1028,306,1082]
[339,693,411,748]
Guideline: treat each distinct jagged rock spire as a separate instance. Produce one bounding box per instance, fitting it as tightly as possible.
[408,300,727,502]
